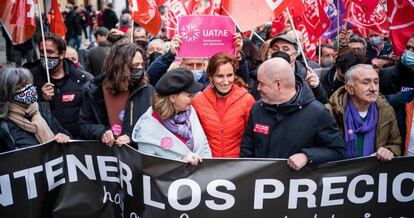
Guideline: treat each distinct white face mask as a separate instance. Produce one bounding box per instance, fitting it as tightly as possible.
[191,70,204,82]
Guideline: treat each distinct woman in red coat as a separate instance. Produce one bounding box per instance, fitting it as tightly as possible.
[192,53,255,157]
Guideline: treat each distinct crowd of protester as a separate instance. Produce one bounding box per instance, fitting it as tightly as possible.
[1,3,414,170]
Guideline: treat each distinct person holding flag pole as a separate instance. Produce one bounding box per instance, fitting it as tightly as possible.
[23,2,93,139]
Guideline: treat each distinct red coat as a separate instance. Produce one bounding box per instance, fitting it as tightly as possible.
[192,85,255,157]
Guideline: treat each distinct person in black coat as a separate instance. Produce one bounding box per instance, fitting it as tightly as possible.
[319,48,367,98]
[240,58,345,170]
[0,68,70,152]
[23,33,93,139]
[65,5,83,51]
[379,34,414,95]
[102,3,118,30]
[78,43,154,148]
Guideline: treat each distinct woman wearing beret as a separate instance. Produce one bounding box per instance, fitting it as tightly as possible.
[132,68,212,165]
[192,53,255,157]
[0,68,70,152]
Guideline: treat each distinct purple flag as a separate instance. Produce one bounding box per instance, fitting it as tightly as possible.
[322,0,349,39]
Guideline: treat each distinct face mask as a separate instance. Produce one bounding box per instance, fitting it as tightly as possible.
[271,51,291,64]
[135,40,148,50]
[321,56,334,68]
[13,85,38,105]
[369,36,382,47]
[130,68,145,84]
[191,70,204,82]
[402,50,414,68]
[148,51,162,65]
[40,56,61,72]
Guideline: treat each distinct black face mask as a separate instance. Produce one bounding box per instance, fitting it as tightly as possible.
[130,68,145,84]
[271,51,291,63]
[148,51,162,66]
[134,40,148,50]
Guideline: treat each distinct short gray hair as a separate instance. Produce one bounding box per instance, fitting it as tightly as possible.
[0,68,33,118]
[345,64,374,84]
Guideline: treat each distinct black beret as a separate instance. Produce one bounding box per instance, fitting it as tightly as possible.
[155,68,203,95]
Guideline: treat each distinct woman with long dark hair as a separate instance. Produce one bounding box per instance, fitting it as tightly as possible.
[78,43,154,147]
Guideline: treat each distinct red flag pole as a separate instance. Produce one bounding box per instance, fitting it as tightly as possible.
[285,8,309,69]
[37,2,50,83]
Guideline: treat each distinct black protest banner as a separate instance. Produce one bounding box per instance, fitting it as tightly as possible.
[0,141,413,218]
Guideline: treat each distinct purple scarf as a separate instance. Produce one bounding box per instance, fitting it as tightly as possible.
[344,98,378,158]
[160,110,194,151]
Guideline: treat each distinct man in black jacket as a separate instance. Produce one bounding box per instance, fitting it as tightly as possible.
[240,58,345,170]
[379,34,414,95]
[24,33,92,139]
[102,3,118,30]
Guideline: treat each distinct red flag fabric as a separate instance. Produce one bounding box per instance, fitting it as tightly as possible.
[164,0,188,38]
[348,1,388,38]
[386,0,414,56]
[222,0,291,32]
[49,0,66,38]
[0,0,37,44]
[347,0,379,18]
[270,12,287,37]
[288,0,331,59]
[129,0,162,36]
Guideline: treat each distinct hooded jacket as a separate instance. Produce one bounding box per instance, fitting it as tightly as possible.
[132,106,212,160]
[78,74,154,145]
[240,76,345,163]
[326,86,402,156]
[192,84,255,157]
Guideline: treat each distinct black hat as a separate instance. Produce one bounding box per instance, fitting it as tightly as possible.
[155,68,203,95]
[269,34,298,51]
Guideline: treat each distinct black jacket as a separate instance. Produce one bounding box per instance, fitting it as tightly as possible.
[65,11,82,38]
[379,63,414,95]
[78,75,155,146]
[102,9,118,30]
[24,59,93,138]
[0,102,70,152]
[240,76,345,164]
[319,66,345,98]
[86,40,112,76]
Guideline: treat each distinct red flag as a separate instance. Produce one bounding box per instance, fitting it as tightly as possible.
[346,0,379,18]
[386,0,414,56]
[348,1,389,38]
[222,0,291,32]
[129,0,162,36]
[288,0,331,59]
[164,0,188,38]
[49,0,66,38]
[270,12,287,37]
[0,0,37,44]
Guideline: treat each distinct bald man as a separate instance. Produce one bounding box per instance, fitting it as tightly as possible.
[240,58,345,170]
